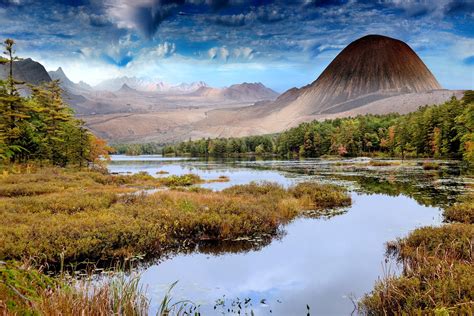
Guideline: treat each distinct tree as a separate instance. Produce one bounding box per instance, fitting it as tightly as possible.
[0,38,111,166]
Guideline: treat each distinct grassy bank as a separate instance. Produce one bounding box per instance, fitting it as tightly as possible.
[0,167,350,268]
[0,166,351,314]
[359,194,474,314]
[0,260,149,315]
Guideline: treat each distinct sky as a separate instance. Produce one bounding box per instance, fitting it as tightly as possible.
[0,0,473,92]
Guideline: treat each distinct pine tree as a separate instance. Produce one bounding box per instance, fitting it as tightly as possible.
[0,39,29,161]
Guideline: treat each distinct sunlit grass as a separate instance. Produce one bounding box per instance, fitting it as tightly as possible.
[0,260,149,315]
[0,168,351,268]
[359,195,474,315]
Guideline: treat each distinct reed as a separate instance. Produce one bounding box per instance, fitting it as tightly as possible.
[359,195,474,315]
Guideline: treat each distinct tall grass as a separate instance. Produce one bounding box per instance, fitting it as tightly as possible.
[0,168,351,267]
[0,167,352,315]
[0,260,149,315]
[359,195,474,315]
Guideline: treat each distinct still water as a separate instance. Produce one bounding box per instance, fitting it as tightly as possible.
[108,155,471,315]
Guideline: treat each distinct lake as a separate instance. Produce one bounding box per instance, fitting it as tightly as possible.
[108,155,471,315]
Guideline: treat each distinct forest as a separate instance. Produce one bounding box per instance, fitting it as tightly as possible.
[0,39,108,166]
[164,92,474,165]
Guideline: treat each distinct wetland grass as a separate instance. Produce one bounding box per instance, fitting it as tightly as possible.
[0,167,351,267]
[421,161,441,170]
[0,260,149,315]
[0,167,352,315]
[359,195,474,315]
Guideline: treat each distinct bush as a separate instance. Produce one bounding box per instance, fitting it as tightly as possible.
[443,195,474,224]
[158,174,203,187]
[360,221,474,314]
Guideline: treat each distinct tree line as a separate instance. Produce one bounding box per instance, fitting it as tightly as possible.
[163,92,474,164]
[0,39,110,166]
[112,142,164,156]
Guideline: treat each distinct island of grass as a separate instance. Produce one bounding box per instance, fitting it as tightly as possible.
[0,166,351,314]
[0,167,350,267]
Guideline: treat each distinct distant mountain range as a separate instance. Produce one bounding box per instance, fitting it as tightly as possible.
[49,67,92,93]
[189,82,279,102]
[0,35,463,144]
[194,34,459,139]
[93,76,209,94]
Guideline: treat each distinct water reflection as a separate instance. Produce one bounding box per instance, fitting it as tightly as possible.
[142,194,442,315]
[107,156,470,315]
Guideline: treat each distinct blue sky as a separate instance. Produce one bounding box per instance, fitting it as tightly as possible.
[0,0,473,91]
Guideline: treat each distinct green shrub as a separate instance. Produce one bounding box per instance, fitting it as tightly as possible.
[443,195,474,224]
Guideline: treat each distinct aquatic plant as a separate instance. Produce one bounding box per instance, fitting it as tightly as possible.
[157,281,200,316]
[0,261,149,315]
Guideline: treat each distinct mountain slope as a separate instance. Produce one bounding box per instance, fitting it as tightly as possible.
[190,82,279,101]
[0,58,51,85]
[290,34,441,115]
[49,67,74,87]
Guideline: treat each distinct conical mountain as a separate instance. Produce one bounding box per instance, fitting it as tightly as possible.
[49,67,74,87]
[287,34,442,114]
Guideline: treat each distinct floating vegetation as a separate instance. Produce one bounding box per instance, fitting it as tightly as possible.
[422,161,441,170]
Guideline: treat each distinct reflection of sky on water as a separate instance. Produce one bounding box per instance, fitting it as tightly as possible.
[108,156,457,315]
[142,194,441,315]
[108,158,297,190]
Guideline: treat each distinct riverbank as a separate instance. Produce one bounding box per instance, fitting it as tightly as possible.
[0,166,350,268]
[359,194,474,314]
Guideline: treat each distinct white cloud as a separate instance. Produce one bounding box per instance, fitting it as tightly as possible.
[208,46,230,61]
[232,47,255,59]
[153,42,176,58]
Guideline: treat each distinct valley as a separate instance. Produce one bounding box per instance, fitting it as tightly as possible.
[1,35,465,144]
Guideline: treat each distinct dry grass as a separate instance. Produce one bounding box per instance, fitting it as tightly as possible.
[0,260,149,316]
[0,168,351,268]
[443,194,474,224]
[359,195,474,315]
